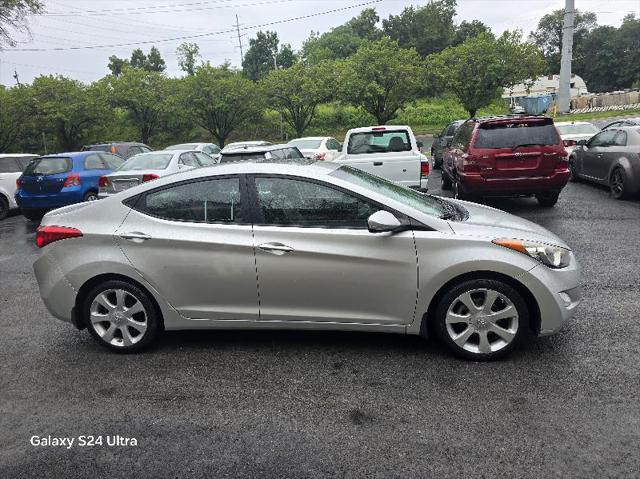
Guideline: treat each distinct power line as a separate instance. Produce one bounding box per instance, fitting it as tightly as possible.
[7,0,383,52]
[44,0,237,16]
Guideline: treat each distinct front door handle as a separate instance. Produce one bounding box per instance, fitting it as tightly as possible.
[119,232,152,241]
[258,242,294,255]
[373,162,383,166]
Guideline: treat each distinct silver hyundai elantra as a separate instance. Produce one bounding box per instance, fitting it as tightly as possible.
[33,161,581,360]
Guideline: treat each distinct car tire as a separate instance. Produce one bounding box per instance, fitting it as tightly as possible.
[83,279,162,353]
[536,191,560,207]
[568,157,578,182]
[22,208,45,222]
[609,167,628,200]
[453,176,474,201]
[434,279,529,361]
[0,196,8,221]
[441,171,452,190]
[84,191,98,202]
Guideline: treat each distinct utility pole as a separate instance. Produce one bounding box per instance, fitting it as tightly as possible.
[234,15,244,67]
[13,69,21,86]
[273,49,284,141]
[558,0,574,114]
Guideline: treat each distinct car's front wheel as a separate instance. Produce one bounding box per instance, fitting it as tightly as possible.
[434,279,529,361]
[84,280,161,353]
[568,156,578,182]
[610,167,628,200]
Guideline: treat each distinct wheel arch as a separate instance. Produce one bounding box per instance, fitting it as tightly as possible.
[419,270,541,338]
[72,273,165,331]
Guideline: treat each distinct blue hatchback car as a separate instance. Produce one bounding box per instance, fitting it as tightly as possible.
[15,151,125,220]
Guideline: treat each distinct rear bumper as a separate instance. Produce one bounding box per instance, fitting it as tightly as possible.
[409,178,429,192]
[15,188,85,209]
[33,252,76,324]
[459,170,570,195]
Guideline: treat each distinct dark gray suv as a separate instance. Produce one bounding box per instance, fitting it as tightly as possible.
[431,120,464,169]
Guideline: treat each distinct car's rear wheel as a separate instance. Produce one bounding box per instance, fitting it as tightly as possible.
[84,280,161,353]
[441,171,452,190]
[536,191,560,207]
[610,167,628,200]
[453,176,475,201]
[22,208,45,221]
[434,279,529,361]
[84,191,98,202]
[0,196,8,221]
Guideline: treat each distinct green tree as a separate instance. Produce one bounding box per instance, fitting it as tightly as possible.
[382,0,457,57]
[301,8,381,64]
[110,47,167,74]
[108,67,170,144]
[0,86,25,152]
[242,31,295,81]
[107,55,129,76]
[182,64,264,147]
[0,0,43,48]
[146,46,166,72]
[340,39,424,124]
[262,62,335,137]
[530,9,597,73]
[453,20,492,45]
[129,48,147,69]
[176,42,201,76]
[427,32,547,117]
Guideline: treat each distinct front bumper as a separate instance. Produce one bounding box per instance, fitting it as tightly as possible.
[459,170,570,196]
[518,257,582,336]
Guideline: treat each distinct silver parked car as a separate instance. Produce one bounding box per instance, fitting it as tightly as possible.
[569,126,640,199]
[98,150,214,197]
[164,142,221,160]
[34,161,581,360]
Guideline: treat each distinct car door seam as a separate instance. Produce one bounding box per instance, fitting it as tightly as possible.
[251,223,262,318]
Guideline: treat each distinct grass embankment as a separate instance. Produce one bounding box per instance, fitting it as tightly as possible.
[555,108,640,123]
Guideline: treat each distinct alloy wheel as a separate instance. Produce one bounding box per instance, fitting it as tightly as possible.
[610,169,625,197]
[445,288,519,354]
[89,289,148,347]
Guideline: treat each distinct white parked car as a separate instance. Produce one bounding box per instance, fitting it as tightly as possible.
[164,142,221,160]
[98,150,213,198]
[555,121,600,154]
[288,137,342,161]
[222,141,272,152]
[0,154,37,220]
[335,126,429,191]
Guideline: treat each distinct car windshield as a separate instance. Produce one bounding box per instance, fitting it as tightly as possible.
[119,153,173,171]
[219,153,266,163]
[556,124,599,136]
[474,122,560,149]
[331,166,445,218]
[23,157,72,176]
[165,144,199,150]
[289,139,322,149]
[347,130,412,154]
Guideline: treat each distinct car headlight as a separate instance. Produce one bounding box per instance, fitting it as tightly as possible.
[492,238,571,269]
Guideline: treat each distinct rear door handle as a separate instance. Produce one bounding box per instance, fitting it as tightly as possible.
[258,242,294,255]
[373,162,383,166]
[119,232,152,241]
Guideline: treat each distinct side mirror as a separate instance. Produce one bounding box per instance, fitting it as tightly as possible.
[368,211,402,233]
[417,140,424,149]
[577,139,587,147]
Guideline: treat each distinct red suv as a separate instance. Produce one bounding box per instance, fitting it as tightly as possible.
[441,116,569,207]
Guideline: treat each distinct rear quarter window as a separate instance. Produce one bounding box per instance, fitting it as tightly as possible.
[0,158,22,173]
[474,122,560,149]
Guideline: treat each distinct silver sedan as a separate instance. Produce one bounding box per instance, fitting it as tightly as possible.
[33,161,581,360]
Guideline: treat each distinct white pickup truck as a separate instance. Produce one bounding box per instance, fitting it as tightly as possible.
[334,125,429,191]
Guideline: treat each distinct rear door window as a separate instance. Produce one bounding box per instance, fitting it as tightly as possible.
[23,157,72,176]
[613,131,627,147]
[100,153,125,170]
[589,130,617,147]
[347,130,411,154]
[84,154,106,170]
[451,123,474,150]
[474,122,560,149]
[0,158,22,173]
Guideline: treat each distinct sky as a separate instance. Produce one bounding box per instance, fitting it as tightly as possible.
[1,0,639,86]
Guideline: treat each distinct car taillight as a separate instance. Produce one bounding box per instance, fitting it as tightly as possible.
[563,139,577,147]
[16,177,22,189]
[62,173,80,187]
[313,152,326,161]
[461,154,480,173]
[35,225,82,248]
[98,176,110,188]
[420,160,430,178]
[142,174,159,183]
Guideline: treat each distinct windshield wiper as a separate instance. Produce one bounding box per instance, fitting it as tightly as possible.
[430,196,457,219]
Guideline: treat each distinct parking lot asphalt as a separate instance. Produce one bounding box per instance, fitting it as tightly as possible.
[1,171,639,478]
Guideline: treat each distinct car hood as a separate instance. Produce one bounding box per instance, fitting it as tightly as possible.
[446,199,571,249]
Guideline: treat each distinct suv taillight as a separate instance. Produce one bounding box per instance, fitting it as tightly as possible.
[461,154,480,173]
[313,152,326,161]
[63,173,81,187]
[142,174,159,183]
[35,226,83,248]
[16,177,22,189]
[420,160,430,178]
[98,176,110,188]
